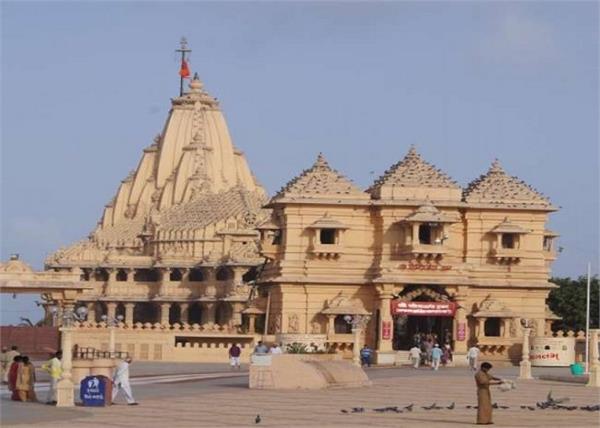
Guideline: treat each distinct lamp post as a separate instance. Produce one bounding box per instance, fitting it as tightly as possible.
[344,314,371,367]
[51,305,88,407]
[101,314,124,354]
[518,318,533,380]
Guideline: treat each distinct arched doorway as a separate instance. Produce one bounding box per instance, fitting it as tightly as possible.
[392,285,455,350]
[188,302,202,325]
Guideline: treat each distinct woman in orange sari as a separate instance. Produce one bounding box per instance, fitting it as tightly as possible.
[8,355,22,401]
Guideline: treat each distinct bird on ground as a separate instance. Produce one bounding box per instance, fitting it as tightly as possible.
[527,406,536,411]
[422,403,437,410]
[341,409,348,414]
[580,405,600,411]
[255,415,261,424]
[499,405,510,409]
[447,402,455,410]
[404,404,414,412]
[351,407,365,413]
[520,405,527,409]
[466,405,473,409]
[492,402,499,409]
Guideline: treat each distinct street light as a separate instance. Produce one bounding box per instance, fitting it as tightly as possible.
[344,314,371,367]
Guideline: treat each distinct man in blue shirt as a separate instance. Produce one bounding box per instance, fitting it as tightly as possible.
[431,344,443,370]
[360,345,373,367]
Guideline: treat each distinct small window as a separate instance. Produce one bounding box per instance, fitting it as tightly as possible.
[116,270,128,282]
[189,269,204,282]
[501,233,516,249]
[216,267,231,281]
[484,318,501,337]
[334,315,352,333]
[271,230,282,245]
[170,269,183,281]
[418,225,432,245]
[544,345,551,350]
[320,229,336,245]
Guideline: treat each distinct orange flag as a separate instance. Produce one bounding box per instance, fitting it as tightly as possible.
[179,59,190,78]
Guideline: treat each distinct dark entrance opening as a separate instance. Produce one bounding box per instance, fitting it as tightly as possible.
[391,285,454,351]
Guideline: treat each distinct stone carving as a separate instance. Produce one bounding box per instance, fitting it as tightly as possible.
[288,313,300,333]
[269,314,281,335]
[478,297,508,313]
[311,320,322,334]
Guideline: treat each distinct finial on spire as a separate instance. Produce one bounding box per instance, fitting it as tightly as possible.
[406,145,419,158]
[314,152,330,169]
[176,37,192,96]
[489,158,504,174]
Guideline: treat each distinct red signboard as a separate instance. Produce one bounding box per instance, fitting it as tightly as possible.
[391,301,456,317]
[381,321,392,340]
[457,322,466,341]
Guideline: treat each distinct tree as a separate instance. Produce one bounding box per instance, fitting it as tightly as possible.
[548,276,599,331]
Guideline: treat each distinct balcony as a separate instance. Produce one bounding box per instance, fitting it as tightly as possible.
[310,243,344,259]
[489,247,523,262]
[397,243,447,259]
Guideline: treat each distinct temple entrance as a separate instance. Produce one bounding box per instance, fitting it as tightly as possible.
[391,285,455,351]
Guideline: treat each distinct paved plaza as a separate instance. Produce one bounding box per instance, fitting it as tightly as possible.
[1,364,599,427]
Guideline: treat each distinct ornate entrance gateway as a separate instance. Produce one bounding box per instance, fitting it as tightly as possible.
[391,285,456,350]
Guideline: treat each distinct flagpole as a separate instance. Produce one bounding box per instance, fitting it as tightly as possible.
[585,262,591,373]
[176,37,191,96]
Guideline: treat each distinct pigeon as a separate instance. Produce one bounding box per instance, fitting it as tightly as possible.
[580,405,600,411]
[255,415,261,424]
[520,405,527,409]
[404,404,414,412]
[373,408,387,413]
[527,406,536,411]
[466,405,473,409]
[422,403,437,410]
[500,405,510,410]
[341,409,348,414]
[351,407,365,413]
[492,402,499,409]
[447,402,455,410]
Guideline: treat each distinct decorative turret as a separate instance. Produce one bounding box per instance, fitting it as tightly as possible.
[463,159,554,210]
[368,146,462,202]
[270,153,368,203]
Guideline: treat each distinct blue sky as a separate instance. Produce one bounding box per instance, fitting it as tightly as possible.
[1,1,598,324]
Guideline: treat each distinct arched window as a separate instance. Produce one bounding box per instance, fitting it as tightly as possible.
[334,315,352,334]
[188,303,202,324]
[484,318,501,337]
[189,268,204,282]
[169,304,181,325]
[94,269,109,282]
[216,267,231,281]
[133,302,159,324]
[501,233,516,249]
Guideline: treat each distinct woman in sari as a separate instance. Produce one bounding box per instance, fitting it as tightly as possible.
[8,355,22,401]
[475,362,502,424]
[15,356,37,402]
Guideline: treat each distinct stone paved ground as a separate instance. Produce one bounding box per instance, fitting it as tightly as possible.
[2,367,599,427]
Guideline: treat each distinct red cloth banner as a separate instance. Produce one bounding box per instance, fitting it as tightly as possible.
[179,59,191,78]
[381,321,392,340]
[391,301,456,317]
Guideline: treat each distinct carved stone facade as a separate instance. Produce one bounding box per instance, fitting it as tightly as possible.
[258,148,560,364]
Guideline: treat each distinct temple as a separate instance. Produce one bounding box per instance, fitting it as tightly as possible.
[1,61,560,365]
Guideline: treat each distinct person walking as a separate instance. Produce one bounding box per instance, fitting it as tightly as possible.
[8,355,22,401]
[112,357,138,405]
[269,343,283,355]
[423,339,433,366]
[431,344,443,370]
[475,362,502,425]
[42,351,62,405]
[15,356,37,402]
[228,343,241,370]
[360,345,373,368]
[4,346,19,383]
[408,345,422,368]
[442,344,452,366]
[253,341,268,354]
[467,345,480,371]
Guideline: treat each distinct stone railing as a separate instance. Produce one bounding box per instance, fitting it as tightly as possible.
[72,320,244,334]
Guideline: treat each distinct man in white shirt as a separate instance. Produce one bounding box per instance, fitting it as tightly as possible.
[467,346,480,371]
[112,357,138,405]
[269,343,283,355]
[408,345,422,368]
[42,351,62,404]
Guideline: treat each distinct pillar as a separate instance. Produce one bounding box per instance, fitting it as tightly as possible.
[124,303,135,326]
[519,326,533,379]
[502,319,511,338]
[453,305,468,355]
[201,302,216,325]
[375,285,395,365]
[160,303,171,326]
[56,326,74,407]
[411,223,419,245]
[180,303,189,324]
[249,314,257,334]
[126,268,135,283]
[106,302,117,321]
[159,268,171,296]
[86,302,96,323]
[586,329,600,387]
[230,302,244,327]
[327,315,335,335]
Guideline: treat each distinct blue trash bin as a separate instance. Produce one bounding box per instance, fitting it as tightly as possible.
[570,363,584,376]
